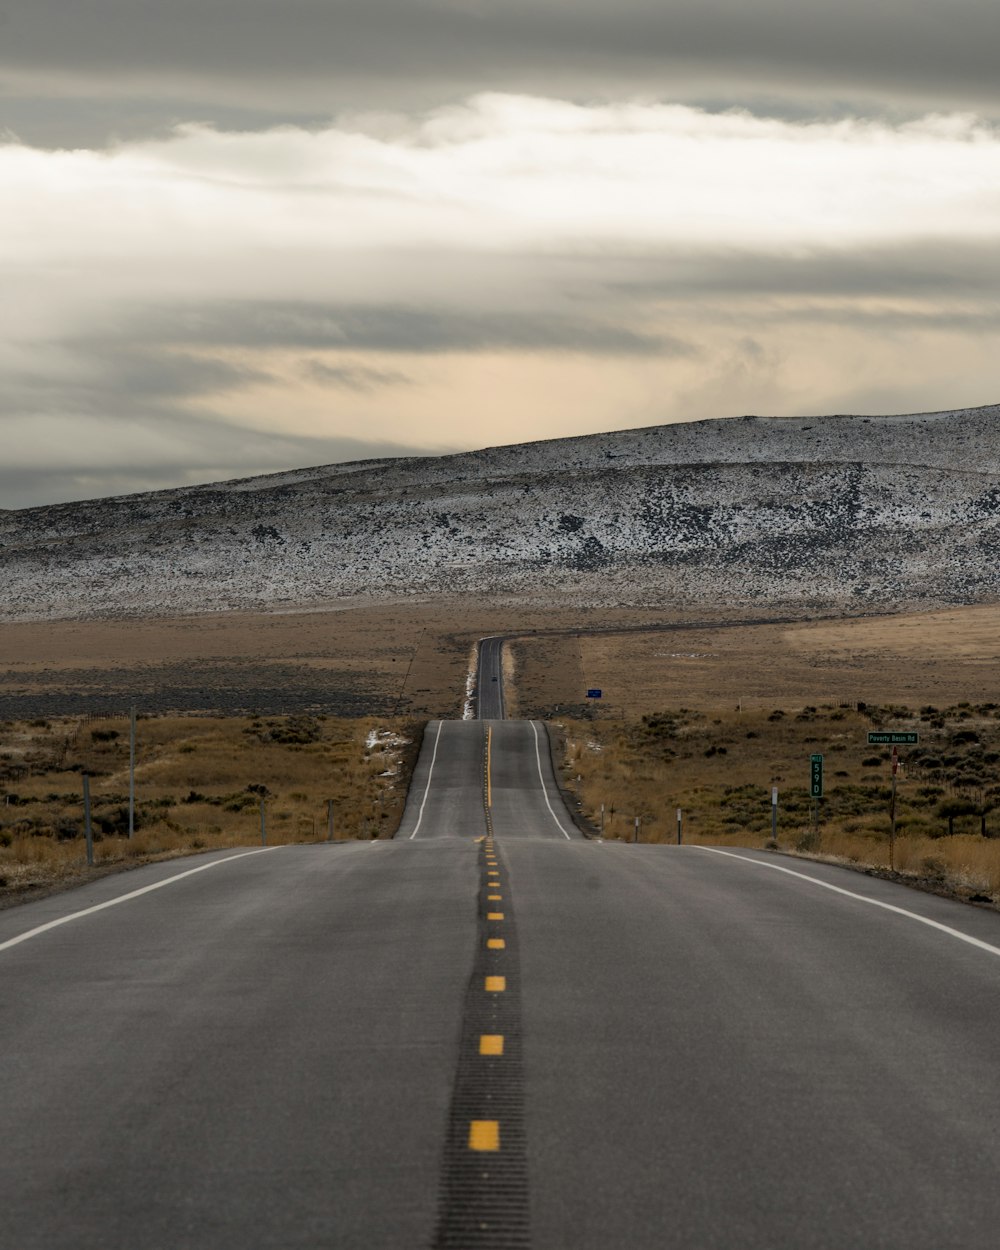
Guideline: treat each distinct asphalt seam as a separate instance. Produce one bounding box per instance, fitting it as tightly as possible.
[432,742,530,1248]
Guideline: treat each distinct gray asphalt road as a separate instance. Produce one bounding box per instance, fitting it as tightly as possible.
[396,719,487,839]
[0,844,478,1249]
[476,637,506,719]
[511,841,1000,1248]
[488,720,577,841]
[7,652,1000,1247]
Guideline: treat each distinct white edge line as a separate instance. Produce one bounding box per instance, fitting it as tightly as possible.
[695,846,1000,960]
[0,847,282,955]
[530,721,573,840]
[409,719,445,840]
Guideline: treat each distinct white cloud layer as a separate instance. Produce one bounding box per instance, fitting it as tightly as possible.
[5,98,1000,263]
[3,95,1000,507]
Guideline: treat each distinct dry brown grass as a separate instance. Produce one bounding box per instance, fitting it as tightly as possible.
[553,699,1000,902]
[512,603,1000,719]
[0,599,713,721]
[0,713,422,903]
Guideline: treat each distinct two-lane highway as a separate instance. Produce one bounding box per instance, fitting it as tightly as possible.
[7,636,1000,1247]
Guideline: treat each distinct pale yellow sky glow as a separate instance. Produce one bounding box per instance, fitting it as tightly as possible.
[3,66,1000,505]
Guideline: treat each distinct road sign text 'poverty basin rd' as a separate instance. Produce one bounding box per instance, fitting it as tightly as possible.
[868,732,920,745]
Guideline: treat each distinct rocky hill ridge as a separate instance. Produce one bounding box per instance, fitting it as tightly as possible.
[3,404,1000,620]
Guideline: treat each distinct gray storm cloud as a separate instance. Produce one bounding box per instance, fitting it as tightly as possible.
[2,0,1000,145]
[1,3,999,507]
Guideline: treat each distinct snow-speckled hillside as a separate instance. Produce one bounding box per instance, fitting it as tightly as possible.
[4,405,1000,621]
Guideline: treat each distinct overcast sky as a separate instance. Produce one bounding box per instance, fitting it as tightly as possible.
[3,0,999,508]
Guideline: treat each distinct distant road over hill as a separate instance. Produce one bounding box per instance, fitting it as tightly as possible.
[4,404,1000,621]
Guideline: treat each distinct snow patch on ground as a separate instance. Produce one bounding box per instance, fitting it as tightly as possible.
[4,404,1000,622]
[366,729,412,751]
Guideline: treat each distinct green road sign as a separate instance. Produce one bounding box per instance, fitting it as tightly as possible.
[810,753,823,798]
[867,732,919,745]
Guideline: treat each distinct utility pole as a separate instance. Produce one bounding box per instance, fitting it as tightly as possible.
[128,705,136,839]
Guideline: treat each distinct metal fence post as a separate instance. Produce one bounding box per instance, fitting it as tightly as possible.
[83,775,94,867]
[128,704,136,839]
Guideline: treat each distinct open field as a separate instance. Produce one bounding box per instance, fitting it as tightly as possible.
[0,713,421,904]
[553,699,1000,902]
[511,603,1000,718]
[0,599,704,721]
[3,598,999,903]
[3,599,999,724]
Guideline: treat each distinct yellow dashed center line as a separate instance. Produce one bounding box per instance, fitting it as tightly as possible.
[485,975,506,992]
[487,911,504,921]
[488,893,502,901]
[479,1034,505,1056]
[487,937,506,949]
[469,1120,500,1152]
[486,727,493,809]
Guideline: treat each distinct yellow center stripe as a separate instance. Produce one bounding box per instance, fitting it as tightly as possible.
[485,976,506,992]
[487,912,504,921]
[469,1120,500,1151]
[479,1034,504,1056]
[486,726,493,809]
[487,937,506,949]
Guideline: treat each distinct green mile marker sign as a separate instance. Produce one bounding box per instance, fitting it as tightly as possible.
[810,754,823,798]
[867,732,919,745]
